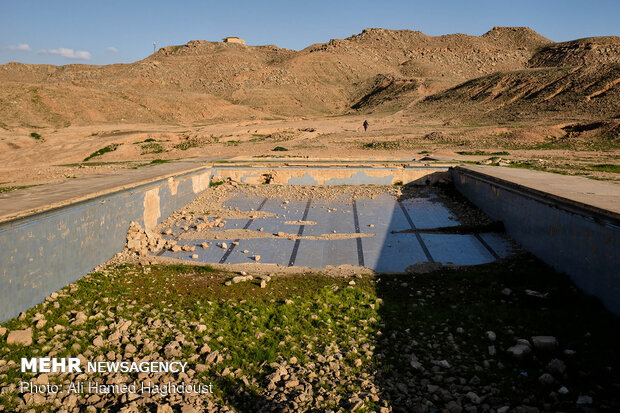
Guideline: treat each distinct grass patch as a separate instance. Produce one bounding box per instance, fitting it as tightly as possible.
[140,142,164,155]
[210,180,226,188]
[456,150,510,156]
[29,132,42,140]
[174,139,199,151]
[83,143,121,161]
[272,146,289,151]
[0,185,36,194]
[588,163,620,173]
[131,159,172,169]
[0,256,619,411]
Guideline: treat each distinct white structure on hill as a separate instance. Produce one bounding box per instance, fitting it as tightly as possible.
[222,36,246,45]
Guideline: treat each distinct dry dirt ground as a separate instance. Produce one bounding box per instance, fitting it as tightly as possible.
[0,115,618,191]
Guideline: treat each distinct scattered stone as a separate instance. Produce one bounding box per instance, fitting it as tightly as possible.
[253,255,261,262]
[547,358,567,375]
[486,331,496,341]
[576,395,593,405]
[525,289,548,299]
[93,336,104,348]
[6,329,33,346]
[558,386,569,395]
[501,288,512,296]
[201,242,208,249]
[191,254,198,259]
[538,373,555,385]
[432,359,451,368]
[507,341,532,360]
[232,275,253,283]
[466,391,481,404]
[531,336,559,351]
[488,345,496,356]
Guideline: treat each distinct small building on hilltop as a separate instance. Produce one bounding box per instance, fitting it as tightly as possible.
[222,37,246,45]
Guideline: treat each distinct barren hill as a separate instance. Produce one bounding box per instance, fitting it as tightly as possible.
[1,27,618,130]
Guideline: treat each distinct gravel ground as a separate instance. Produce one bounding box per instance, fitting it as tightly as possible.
[1,254,619,412]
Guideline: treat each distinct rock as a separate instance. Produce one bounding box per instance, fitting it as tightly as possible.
[125,343,137,354]
[199,344,211,354]
[507,342,532,360]
[558,386,569,394]
[74,312,88,325]
[191,254,198,259]
[501,288,512,295]
[181,406,200,413]
[196,324,207,333]
[205,351,220,364]
[456,327,464,334]
[486,331,496,341]
[497,407,510,413]
[201,242,208,248]
[488,345,496,356]
[260,280,267,288]
[538,373,555,385]
[432,359,451,368]
[547,358,567,375]
[531,336,558,351]
[93,336,104,347]
[6,329,33,346]
[446,401,462,413]
[164,341,182,357]
[220,242,228,249]
[156,404,174,413]
[410,360,423,370]
[466,392,481,404]
[0,327,6,336]
[284,379,299,388]
[253,255,261,262]
[576,395,593,405]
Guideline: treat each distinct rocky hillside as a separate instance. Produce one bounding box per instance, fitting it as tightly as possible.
[1,27,619,129]
[418,64,620,122]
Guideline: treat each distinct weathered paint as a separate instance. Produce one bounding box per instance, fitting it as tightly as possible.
[211,166,450,186]
[451,166,620,318]
[0,168,212,321]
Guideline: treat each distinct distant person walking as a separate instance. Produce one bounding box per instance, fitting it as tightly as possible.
[363,120,369,132]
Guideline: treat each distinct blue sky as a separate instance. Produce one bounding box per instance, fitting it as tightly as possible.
[1,0,619,66]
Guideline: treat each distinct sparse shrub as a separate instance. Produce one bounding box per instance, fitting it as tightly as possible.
[141,143,164,155]
[84,143,121,161]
